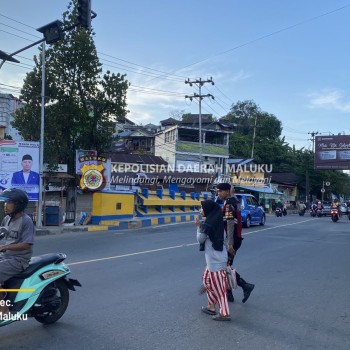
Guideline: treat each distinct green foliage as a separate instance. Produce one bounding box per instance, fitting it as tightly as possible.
[11,0,129,175]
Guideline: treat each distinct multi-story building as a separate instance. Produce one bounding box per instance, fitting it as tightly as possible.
[155,114,234,173]
[113,119,158,155]
[0,93,23,140]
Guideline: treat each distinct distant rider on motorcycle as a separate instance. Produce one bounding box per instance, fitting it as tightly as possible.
[0,188,34,315]
[331,199,341,217]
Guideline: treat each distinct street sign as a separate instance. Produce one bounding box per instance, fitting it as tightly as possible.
[321,188,325,193]
[325,181,331,187]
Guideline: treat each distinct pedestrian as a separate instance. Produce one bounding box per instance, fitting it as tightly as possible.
[195,200,231,321]
[216,182,255,303]
[0,188,34,315]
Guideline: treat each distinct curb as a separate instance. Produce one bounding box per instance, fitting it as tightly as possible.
[35,213,199,235]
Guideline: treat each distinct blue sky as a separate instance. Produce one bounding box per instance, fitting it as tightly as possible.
[1,0,350,151]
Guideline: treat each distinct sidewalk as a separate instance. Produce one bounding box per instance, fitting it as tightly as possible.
[35,212,200,236]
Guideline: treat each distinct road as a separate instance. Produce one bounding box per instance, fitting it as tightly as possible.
[0,213,349,350]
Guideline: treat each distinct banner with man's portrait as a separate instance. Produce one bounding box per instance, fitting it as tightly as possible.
[0,140,40,201]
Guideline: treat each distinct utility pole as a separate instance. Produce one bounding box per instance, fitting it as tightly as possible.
[308,131,319,153]
[251,114,258,158]
[185,77,214,171]
[306,131,319,205]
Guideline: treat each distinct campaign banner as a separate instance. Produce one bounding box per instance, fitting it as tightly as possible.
[314,135,350,170]
[0,140,40,201]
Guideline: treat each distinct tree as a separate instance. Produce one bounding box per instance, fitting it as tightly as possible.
[12,0,129,174]
[223,100,289,167]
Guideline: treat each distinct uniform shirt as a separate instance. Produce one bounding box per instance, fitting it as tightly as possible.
[222,197,242,250]
[1,213,34,261]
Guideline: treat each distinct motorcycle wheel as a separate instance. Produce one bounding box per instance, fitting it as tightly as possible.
[331,216,338,222]
[34,279,69,324]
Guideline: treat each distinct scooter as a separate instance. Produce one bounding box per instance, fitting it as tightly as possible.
[0,229,81,327]
[330,208,340,222]
[310,208,317,217]
[316,208,323,217]
[298,208,306,216]
[275,208,283,217]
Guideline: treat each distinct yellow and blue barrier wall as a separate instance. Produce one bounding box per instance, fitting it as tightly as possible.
[90,189,215,228]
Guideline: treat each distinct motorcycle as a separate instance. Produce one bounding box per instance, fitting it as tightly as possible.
[310,208,317,217]
[0,228,81,327]
[275,207,283,217]
[298,208,306,216]
[316,208,323,217]
[282,208,287,216]
[331,208,340,222]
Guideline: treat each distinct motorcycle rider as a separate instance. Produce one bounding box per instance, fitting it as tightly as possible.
[297,201,306,215]
[216,183,255,303]
[297,201,306,211]
[0,188,34,315]
[331,199,341,217]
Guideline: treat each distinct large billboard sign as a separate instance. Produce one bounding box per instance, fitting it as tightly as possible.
[0,140,40,200]
[314,135,350,170]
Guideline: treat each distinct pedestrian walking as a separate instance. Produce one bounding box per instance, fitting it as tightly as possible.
[195,200,231,321]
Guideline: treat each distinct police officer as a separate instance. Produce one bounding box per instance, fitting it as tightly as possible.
[216,182,255,303]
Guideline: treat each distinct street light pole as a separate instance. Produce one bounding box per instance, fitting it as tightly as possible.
[321,181,325,202]
[37,42,46,228]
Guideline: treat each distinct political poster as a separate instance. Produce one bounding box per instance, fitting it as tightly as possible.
[0,140,40,201]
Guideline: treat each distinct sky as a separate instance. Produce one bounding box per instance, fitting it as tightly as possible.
[1,0,350,151]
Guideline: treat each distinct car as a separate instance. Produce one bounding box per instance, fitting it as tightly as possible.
[340,202,348,214]
[235,194,266,228]
[322,201,332,216]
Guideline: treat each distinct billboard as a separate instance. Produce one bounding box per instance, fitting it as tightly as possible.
[314,135,350,170]
[0,140,40,200]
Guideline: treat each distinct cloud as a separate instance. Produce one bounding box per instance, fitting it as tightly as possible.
[307,89,350,112]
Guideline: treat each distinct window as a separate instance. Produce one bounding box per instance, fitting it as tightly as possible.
[165,130,175,143]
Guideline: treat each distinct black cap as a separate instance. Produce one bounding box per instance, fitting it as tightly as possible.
[216,183,231,191]
[22,154,32,161]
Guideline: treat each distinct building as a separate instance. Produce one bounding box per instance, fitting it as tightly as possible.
[0,93,23,140]
[154,114,233,173]
[113,119,158,155]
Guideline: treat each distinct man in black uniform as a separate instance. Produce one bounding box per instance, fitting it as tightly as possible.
[216,183,255,303]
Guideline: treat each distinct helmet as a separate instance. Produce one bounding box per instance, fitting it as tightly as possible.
[0,188,29,213]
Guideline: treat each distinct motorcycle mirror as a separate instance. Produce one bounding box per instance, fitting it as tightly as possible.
[0,227,8,239]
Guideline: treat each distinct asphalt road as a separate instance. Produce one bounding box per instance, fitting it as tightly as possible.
[0,213,349,350]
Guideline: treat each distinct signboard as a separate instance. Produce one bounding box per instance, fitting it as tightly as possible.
[232,171,267,188]
[314,135,350,170]
[0,140,40,201]
[75,150,98,175]
[76,150,111,191]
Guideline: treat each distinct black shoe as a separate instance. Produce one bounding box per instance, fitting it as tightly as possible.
[242,283,254,303]
[227,290,234,302]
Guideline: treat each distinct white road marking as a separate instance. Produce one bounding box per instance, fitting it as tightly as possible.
[67,243,197,266]
[242,218,315,236]
[68,218,315,266]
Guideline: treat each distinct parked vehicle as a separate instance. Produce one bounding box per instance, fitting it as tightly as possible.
[0,229,81,328]
[235,194,266,228]
[331,208,340,222]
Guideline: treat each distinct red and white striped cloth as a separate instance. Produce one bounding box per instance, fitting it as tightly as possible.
[203,267,230,317]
